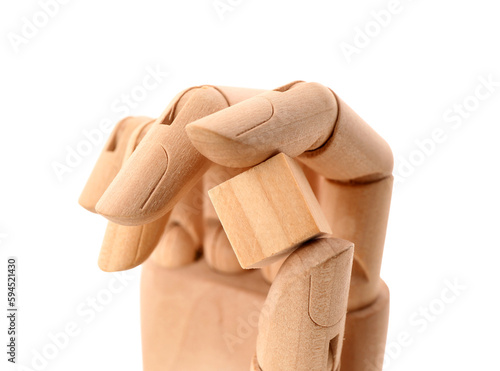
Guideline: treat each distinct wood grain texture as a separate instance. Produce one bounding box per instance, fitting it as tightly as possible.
[253,237,353,371]
[203,163,247,273]
[258,161,324,283]
[209,153,332,269]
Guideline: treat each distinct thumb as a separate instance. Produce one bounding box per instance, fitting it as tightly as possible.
[252,237,353,371]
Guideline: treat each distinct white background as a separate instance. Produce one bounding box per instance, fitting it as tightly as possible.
[1,0,499,370]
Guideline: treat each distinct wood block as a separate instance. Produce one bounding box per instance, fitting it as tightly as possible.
[203,163,247,273]
[208,153,332,269]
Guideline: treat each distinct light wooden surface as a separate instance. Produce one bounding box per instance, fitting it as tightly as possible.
[209,153,331,269]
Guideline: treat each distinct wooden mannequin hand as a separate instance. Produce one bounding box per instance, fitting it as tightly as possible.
[80,82,394,371]
[79,116,353,371]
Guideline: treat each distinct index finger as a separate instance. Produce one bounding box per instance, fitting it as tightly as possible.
[186,81,393,183]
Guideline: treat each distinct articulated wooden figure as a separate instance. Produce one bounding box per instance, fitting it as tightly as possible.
[79,81,393,371]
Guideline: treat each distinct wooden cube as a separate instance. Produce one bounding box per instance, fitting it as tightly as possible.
[208,153,331,269]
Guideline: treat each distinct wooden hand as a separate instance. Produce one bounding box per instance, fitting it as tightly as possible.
[79,82,393,371]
